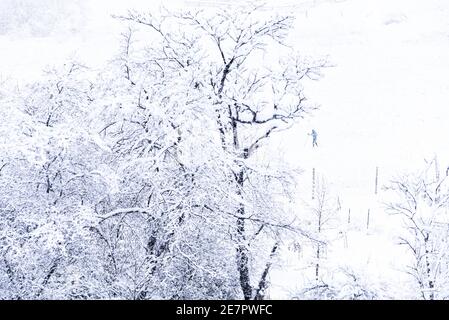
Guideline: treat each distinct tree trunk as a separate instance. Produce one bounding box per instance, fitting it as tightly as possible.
[236,150,252,299]
[233,116,252,300]
[236,215,252,300]
[424,233,434,300]
[254,243,279,300]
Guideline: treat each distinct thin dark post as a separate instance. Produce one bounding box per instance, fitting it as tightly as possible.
[347,208,351,224]
[435,157,440,181]
[367,209,370,230]
[344,232,348,248]
[312,168,316,200]
[374,166,379,195]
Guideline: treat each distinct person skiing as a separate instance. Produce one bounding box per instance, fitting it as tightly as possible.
[310,129,318,147]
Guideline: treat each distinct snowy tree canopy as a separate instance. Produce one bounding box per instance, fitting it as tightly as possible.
[0,3,327,300]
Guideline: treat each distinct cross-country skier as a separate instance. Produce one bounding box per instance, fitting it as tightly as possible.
[310,129,318,147]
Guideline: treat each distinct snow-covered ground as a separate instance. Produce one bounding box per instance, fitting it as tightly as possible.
[273,0,449,299]
[1,0,448,298]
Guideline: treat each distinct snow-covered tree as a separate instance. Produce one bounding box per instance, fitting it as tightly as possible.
[292,177,345,299]
[108,4,327,299]
[0,3,327,299]
[0,62,111,299]
[385,158,449,300]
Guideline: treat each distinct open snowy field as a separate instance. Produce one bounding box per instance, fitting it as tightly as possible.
[1,0,449,299]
